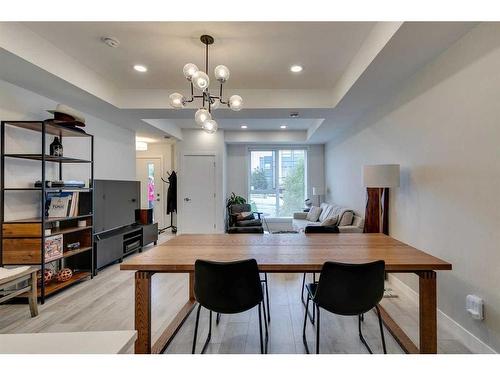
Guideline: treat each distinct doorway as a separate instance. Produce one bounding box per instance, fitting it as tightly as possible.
[136,157,165,228]
[181,155,216,233]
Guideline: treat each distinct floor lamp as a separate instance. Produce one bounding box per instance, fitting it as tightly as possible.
[362,164,400,234]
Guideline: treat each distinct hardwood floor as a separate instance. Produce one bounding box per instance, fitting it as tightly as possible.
[0,234,470,354]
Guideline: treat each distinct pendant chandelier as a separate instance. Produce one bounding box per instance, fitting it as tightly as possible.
[169,35,243,134]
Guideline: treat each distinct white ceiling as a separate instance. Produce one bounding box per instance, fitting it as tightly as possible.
[0,22,478,142]
[164,118,322,130]
[22,22,375,89]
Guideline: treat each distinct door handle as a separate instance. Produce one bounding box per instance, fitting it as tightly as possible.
[184,197,191,202]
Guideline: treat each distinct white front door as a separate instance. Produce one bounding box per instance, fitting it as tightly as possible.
[182,155,216,233]
[136,157,164,228]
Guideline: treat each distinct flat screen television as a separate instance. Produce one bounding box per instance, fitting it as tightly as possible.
[94,179,140,234]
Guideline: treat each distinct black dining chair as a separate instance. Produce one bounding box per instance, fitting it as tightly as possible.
[302,260,387,354]
[301,225,340,324]
[192,258,268,354]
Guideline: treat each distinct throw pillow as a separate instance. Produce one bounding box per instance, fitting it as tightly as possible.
[338,211,354,226]
[235,211,254,221]
[306,206,322,222]
[321,216,338,226]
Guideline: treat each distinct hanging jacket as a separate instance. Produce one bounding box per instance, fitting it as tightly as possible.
[166,171,177,214]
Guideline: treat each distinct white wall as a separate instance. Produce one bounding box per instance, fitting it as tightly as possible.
[176,129,226,233]
[325,23,500,352]
[0,79,136,221]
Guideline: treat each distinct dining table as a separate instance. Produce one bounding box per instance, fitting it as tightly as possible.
[120,233,452,354]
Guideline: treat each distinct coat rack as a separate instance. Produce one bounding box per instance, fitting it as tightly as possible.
[159,170,177,234]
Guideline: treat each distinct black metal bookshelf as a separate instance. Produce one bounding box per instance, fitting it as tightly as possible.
[0,120,94,303]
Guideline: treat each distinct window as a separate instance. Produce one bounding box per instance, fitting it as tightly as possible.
[249,148,307,218]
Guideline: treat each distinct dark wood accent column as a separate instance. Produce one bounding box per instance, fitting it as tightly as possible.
[135,271,152,354]
[364,188,381,233]
[417,271,437,353]
[382,187,389,235]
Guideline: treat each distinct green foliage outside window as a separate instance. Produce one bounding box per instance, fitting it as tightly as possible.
[279,158,305,217]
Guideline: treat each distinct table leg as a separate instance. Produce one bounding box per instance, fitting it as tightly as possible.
[135,271,152,354]
[28,271,39,317]
[418,271,437,354]
[189,271,195,301]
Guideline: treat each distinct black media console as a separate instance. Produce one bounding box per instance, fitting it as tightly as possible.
[93,179,159,274]
[94,222,158,272]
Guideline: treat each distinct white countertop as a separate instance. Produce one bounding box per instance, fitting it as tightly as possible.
[0,330,137,354]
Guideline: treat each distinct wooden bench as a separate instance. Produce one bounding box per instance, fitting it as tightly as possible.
[0,266,39,317]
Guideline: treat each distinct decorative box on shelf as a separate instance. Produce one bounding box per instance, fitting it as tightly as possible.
[44,234,63,262]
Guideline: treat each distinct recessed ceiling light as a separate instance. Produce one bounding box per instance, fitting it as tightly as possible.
[134,65,148,73]
[290,65,303,73]
[280,125,287,129]
[241,125,248,129]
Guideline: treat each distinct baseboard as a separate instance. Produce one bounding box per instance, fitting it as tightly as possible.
[387,274,497,354]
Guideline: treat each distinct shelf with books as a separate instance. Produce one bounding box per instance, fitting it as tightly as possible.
[1,120,94,303]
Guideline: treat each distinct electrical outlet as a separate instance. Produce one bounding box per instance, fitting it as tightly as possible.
[466,294,484,320]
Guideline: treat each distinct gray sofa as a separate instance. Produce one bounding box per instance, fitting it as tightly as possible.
[292,202,364,233]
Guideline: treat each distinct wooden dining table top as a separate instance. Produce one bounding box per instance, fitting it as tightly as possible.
[120,233,452,273]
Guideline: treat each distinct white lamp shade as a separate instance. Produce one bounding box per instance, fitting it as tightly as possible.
[228,95,243,111]
[214,65,230,82]
[169,92,185,109]
[192,71,210,90]
[183,63,199,81]
[312,187,325,196]
[202,119,218,134]
[194,108,211,125]
[363,164,400,188]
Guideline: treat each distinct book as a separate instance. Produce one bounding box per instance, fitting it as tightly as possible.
[69,192,79,217]
[46,192,74,218]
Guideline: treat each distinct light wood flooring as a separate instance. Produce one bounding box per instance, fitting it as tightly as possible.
[0,234,470,354]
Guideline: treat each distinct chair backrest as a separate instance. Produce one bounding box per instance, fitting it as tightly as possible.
[304,225,339,234]
[314,260,385,315]
[228,204,252,228]
[229,203,252,215]
[194,258,263,314]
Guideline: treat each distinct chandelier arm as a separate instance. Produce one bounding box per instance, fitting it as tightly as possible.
[219,83,228,105]
[183,82,196,103]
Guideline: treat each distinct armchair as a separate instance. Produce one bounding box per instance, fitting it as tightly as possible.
[226,203,264,234]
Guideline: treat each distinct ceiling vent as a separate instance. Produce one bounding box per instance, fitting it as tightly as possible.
[101,36,120,48]
[290,112,299,118]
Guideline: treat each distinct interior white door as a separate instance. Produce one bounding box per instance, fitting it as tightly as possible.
[136,157,164,228]
[182,155,216,233]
